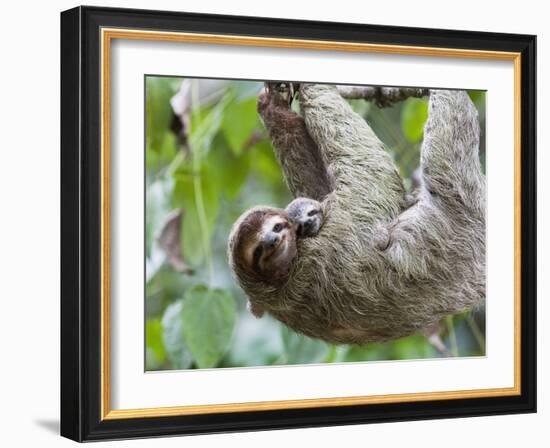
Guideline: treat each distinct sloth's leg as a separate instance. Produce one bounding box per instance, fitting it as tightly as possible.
[300,83,405,213]
[420,90,485,213]
[257,86,333,201]
[379,90,485,282]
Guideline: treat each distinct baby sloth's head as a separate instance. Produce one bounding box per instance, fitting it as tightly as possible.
[286,197,324,238]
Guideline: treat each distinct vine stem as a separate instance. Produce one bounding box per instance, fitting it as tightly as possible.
[446,315,459,357]
[324,345,338,363]
[190,80,214,287]
[466,314,486,353]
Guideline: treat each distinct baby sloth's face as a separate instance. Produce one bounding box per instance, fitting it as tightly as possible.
[285,197,324,238]
[246,213,297,282]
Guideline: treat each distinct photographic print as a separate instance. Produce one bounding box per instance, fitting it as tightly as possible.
[61,7,535,440]
[145,77,487,371]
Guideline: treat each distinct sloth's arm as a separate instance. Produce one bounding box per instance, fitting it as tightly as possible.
[299,84,405,210]
[257,88,333,201]
[300,84,385,165]
[421,90,485,212]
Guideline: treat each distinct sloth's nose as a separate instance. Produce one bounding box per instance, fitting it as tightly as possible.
[304,219,315,230]
[264,233,279,247]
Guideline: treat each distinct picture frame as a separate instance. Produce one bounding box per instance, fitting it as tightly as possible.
[60,5,536,442]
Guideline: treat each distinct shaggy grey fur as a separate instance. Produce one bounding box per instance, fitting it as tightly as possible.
[229,84,485,345]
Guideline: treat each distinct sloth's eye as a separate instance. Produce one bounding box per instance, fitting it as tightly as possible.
[273,223,283,233]
[307,209,319,217]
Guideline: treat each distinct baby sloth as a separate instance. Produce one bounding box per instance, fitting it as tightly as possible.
[228,198,323,318]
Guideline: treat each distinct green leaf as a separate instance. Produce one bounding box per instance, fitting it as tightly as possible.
[181,286,237,369]
[172,169,220,266]
[249,140,285,185]
[349,98,371,117]
[343,344,389,362]
[161,300,194,369]
[221,97,259,155]
[280,325,331,365]
[189,98,228,159]
[146,319,166,369]
[225,314,284,367]
[468,90,485,108]
[207,134,251,200]
[391,334,434,360]
[401,97,429,143]
[145,264,187,318]
[146,77,177,153]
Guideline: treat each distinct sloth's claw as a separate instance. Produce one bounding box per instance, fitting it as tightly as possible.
[264,81,299,106]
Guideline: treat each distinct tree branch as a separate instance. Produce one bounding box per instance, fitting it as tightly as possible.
[337,86,429,107]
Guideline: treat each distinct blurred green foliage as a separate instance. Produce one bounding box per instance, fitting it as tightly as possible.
[145,77,486,371]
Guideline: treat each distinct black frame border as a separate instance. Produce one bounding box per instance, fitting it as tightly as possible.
[61,5,536,442]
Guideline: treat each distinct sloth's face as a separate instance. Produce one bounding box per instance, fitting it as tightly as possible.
[286,197,324,238]
[248,214,296,277]
[230,208,298,285]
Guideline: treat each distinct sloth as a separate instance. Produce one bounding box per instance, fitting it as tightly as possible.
[228,83,485,345]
